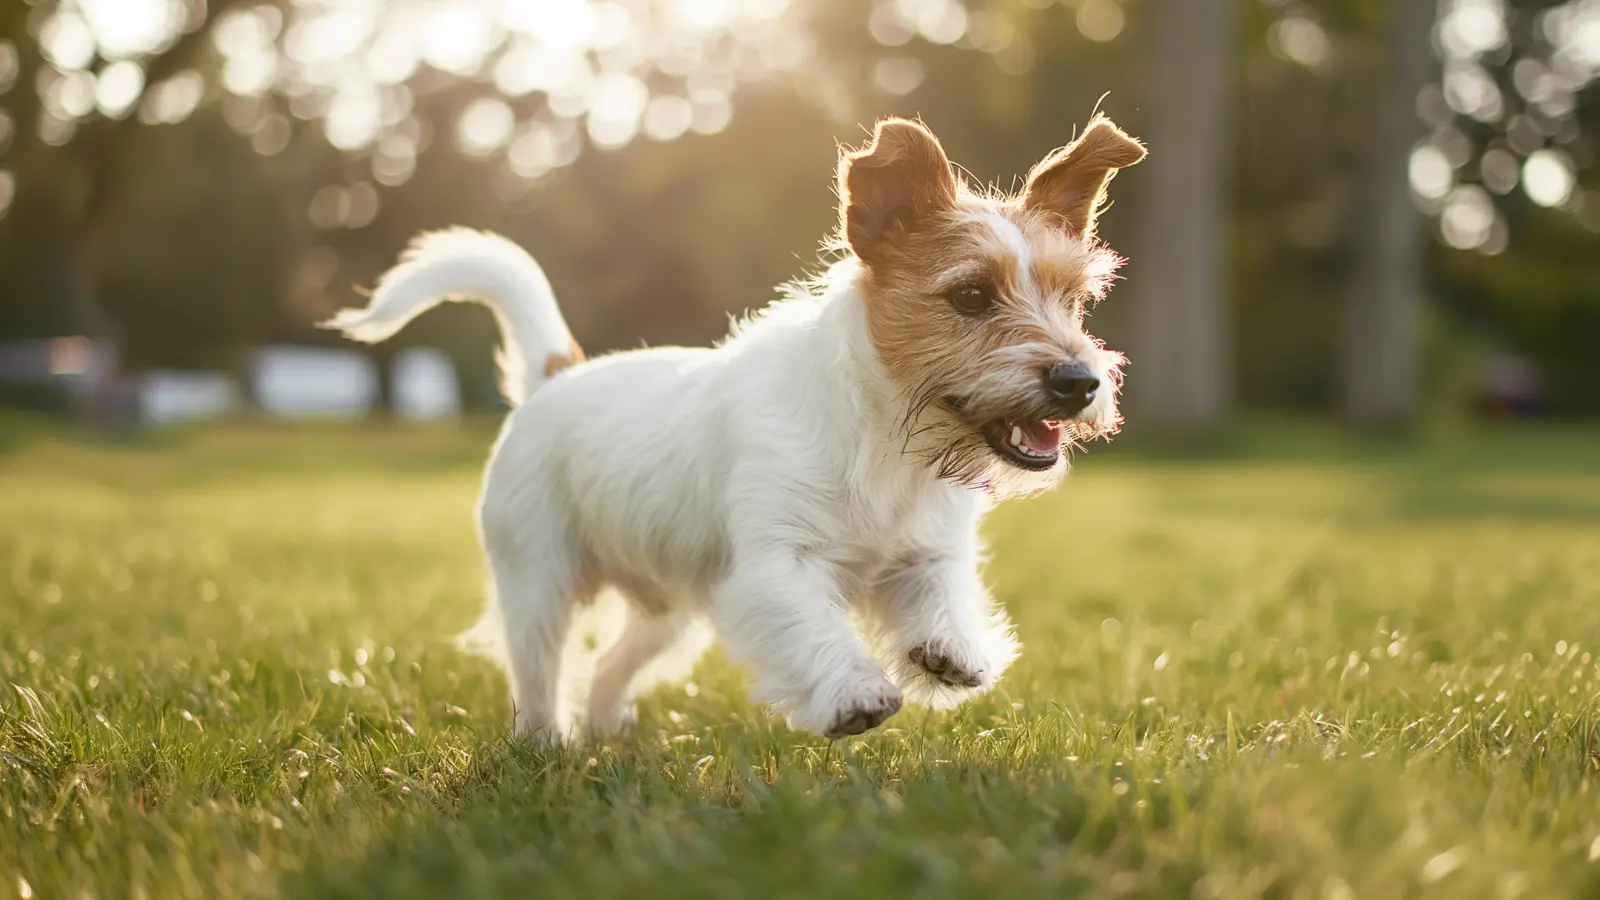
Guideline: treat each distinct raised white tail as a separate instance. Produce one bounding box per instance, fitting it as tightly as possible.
[321,228,581,405]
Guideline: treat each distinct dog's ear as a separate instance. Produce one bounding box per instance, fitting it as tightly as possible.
[1021,117,1145,238]
[838,118,958,266]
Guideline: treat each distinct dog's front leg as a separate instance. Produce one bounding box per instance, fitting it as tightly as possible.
[872,552,1018,707]
[712,551,902,739]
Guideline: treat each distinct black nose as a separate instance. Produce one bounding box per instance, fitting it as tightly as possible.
[1043,362,1099,413]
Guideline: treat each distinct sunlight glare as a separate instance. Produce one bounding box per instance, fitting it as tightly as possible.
[80,0,184,60]
[1408,145,1453,201]
[223,53,278,97]
[590,2,635,49]
[502,0,595,47]
[586,72,648,148]
[1542,2,1600,72]
[96,61,145,118]
[40,14,96,71]
[668,0,738,31]
[212,9,272,58]
[495,41,581,96]
[420,5,496,75]
[326,87,383,150]
[901,0,967,45]
[458,96,516,156]
[589,72,648,123]
[1439,0,1508,60]
[286,9,374,64]
[1522,149,1575,207]
[367,28,421,85]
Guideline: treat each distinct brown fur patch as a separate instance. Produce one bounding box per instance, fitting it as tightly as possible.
[1020,116,1146,238]
[837,119,959,267]
[835,116,1143,492]
[543,337,586,378]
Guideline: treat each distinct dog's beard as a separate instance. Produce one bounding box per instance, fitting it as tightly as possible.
[893,396,1066,500]
[893,367,1120,499]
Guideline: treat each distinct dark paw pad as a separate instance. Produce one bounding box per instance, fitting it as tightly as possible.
[823,694,903,739]
[909,643,984,688]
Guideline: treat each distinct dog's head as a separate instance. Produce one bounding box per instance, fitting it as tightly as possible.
[837,116,1144,497]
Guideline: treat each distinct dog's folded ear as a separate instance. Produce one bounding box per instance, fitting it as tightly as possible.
[1021,117,1146,238]
[838,118,958,266]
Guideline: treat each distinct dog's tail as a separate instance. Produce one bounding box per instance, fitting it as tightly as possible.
[321,228,582,405]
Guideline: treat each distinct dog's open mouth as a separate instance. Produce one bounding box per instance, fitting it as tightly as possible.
[981,419,1062,471]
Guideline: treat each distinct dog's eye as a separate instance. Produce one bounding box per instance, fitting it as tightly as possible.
[947,283,995,317]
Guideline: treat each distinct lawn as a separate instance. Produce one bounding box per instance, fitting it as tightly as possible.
[3,420,1599,899]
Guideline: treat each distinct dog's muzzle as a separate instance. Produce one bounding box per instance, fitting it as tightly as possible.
[1042,361,1099,418]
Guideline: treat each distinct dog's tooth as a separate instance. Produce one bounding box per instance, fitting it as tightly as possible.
[1010,425,1022,447]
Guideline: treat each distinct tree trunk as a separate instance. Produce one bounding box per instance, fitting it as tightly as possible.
[1127,0,1238,430]
[367,342,397,419]
[1344,0,1438,425]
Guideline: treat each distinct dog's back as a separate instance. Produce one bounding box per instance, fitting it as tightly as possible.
[488,343,730,600]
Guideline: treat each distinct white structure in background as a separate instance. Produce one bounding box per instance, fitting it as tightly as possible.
[138,371,241,424]
[249,344,461,421]
[252,345,378,419]
[392,346,460,420]
[0,341,461,423]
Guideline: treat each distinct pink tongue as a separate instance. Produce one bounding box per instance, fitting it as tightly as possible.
[1018,420,1061,454]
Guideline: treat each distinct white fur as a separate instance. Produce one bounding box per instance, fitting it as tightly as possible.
[326,229,1027,741]
[984,211,1037,295]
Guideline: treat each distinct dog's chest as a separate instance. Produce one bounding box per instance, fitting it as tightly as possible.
[822,470,954,596]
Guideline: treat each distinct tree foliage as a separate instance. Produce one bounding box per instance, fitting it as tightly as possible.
[0,0,1596,413]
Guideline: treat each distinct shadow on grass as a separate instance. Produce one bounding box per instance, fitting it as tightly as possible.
[275,744,1183,900]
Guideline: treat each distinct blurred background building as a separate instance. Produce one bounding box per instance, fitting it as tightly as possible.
[0,0,1593,429]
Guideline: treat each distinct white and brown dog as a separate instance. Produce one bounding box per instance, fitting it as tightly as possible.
[326,116,1145,741]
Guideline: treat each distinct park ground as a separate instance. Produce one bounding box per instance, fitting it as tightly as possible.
[2,418,1599,899]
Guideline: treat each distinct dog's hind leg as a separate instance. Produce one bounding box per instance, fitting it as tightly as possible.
[484,515,587,743]
[585,604,702,736]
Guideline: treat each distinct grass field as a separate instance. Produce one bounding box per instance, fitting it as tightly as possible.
[3,420,1599,899]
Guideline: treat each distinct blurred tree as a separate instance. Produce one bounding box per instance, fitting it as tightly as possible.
[0,0,842,415]
[1412,0,1600,414]
[1344,0,1438,425]
[0,0,238,417]
[1126,0,1239,430]
[2,0,1597,423]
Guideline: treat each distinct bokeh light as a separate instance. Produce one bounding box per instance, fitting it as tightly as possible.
[1522,148,1575,207]
[0,169,14,220]
[95,61,145,118]
[6,0,1595,253]
[1076,0,1125,44]
[1268,12,1331,70]
[1440,184,1498,250]
[1409,144,1454,201]
[1479,146,1520,194]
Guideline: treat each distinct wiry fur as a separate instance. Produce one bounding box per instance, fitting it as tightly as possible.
[324,116,1144,741]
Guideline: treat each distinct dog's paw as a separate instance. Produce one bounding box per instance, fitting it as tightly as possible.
[511,712,573,746]
[792,671,903,739]
[585,701,638,738]
[822,685,903,739]
[907,636,993,689]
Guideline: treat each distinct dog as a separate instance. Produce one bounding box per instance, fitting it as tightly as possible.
[325,116,1145,741]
